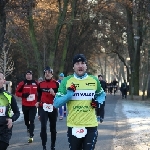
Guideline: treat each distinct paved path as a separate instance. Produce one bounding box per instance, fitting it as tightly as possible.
[8,94,121,150]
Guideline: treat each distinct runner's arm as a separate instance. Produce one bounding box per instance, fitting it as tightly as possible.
[53,90,74,108]
[11,95,20,122]
[95,77,106,105]
[53,79,74,108]
[15,81,25,97]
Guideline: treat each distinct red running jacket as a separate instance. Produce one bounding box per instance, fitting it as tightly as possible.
[15,80,38,106]
[38,79,59,106]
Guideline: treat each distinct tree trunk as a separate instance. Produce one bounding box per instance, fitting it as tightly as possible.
[27,1,42,76]
[126,5,135,98]
[0,1,8,54]
[49,0,69,68]
[59,0,78,73]
[133,0,144,95]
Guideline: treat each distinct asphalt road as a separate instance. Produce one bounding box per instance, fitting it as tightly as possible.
[8,94,121,150]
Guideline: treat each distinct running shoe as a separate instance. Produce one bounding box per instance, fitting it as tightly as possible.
[51,146,55,150]
[59,116,63,120]
[28,137,33,143]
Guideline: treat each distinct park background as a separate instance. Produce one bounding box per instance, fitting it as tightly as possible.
[1,0,150,100]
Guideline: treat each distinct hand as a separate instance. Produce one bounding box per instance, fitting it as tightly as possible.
[100,118,103,123]
[35,102,40,108]
[22,93,30,98]
[91,98,99,108]
[67,83,76,92]
[7,118,13,129]
[49,88,55,96]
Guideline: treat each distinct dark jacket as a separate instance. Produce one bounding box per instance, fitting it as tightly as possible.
[0,87,20,144]
[120,82,127,91]
[99,80,107,92]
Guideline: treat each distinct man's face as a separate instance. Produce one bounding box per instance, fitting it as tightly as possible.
[26,73,32,80]
[59,76,64,80]
[0,73,5,88]
[44,70,53,80]
[98,76,103,80]
[73,61,87,76]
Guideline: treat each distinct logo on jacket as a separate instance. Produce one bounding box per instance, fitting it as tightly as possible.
[71,90,95,100]
[86,83,95,86]
[74,84,79,87]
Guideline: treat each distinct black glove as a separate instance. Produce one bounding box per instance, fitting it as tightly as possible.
[91,98,99,108]
[67,84,76,92]
[22,93,30,98]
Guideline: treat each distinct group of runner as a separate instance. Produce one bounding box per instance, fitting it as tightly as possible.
[0,54,106,150]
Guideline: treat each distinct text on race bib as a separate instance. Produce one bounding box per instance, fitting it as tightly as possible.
[27,94,35,101]
[0,106,6,116]
[43,103,53,112]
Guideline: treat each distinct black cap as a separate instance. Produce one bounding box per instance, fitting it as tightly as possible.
[44,66,53,74]
[26,70,32,75]
[72,54,87,66]
[98,74,103,78]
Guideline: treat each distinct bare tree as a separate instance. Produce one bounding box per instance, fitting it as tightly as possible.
[0,42,14,77]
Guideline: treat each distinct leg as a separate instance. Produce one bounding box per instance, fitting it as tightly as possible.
[83,127,98,150]
[49,109,57,150]
[59,106,63,120]
[64,104,67,117]
[124,89,127,98]
[29,106,37,137]
[0,141,9,150]
[67,127,83,150]
[22,106,30,130]
[122,89,125,99]
[40,107,48,148]
[96,108,100,122]
[114,87,116,95]
[100,102,105,120]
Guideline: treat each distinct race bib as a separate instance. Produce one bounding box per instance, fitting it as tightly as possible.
[0,106,6,116]
[72,127,87,138]
[27,94,35,101]
[43,103,53,112]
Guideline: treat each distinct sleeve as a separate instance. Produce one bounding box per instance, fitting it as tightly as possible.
[53,81,59,93]
[15,81,25,97]
[11,95,20,122]
[37,82,42,102]
[53,78,74,108]
[94,77,106,104]
[105,82,107,89]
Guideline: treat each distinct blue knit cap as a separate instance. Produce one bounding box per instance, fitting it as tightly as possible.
[59,73,64,77]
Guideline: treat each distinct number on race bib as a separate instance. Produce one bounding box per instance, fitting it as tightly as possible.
[72,127,87,138]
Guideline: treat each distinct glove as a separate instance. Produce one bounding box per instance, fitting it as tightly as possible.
[91,98,99,108]
[22,93,30,98]
[67,84,76,92]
